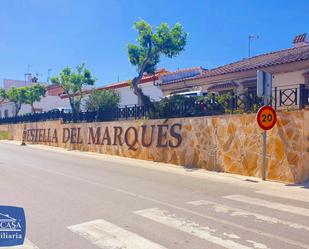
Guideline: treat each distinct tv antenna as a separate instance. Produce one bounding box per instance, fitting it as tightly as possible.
[248,35,259,58]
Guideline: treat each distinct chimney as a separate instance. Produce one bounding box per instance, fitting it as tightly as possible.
[292,33,308,47]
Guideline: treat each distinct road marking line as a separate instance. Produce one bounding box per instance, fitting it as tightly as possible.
[68,219,167,249]
[188,200,309,231]
[256,189,309,203]
[246,240,269,249]
[11,163,309,249]
[1,239,40,249]
[135,208,269,249]
[224,195,309,217]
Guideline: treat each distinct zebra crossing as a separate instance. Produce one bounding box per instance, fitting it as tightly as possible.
[134,207,258,249]
[13,194,309,249]
[68,219,167,249]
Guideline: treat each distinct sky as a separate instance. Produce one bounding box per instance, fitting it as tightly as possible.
[0,0,308,87]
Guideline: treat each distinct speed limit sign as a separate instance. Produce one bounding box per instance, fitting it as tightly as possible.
[257,105,277,181]
[256,105,277,130]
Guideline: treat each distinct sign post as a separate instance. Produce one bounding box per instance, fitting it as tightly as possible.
[257,105,276,180]
[262,129,267,180]
[257,70,275,181]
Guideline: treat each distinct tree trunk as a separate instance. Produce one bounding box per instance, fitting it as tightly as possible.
[69,95,82,116]
[69,97,77,116]
[31,103,35,113]
[14,103,21,117]
[131,76,152,107]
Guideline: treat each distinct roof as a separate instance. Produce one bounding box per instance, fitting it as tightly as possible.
[159,44,309,85]
[203,44,309,77]
[161,66,205,76]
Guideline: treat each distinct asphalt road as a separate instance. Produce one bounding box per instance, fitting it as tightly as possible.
[0,141,309,249]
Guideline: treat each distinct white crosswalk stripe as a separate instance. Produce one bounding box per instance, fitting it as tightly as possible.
[224,195,309,217]
[68,219,167,249]
[134,207,270,249]
[1,239,39,249]
[256,189,309,203]
[188,200,309,231]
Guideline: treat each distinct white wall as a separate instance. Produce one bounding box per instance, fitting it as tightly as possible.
[0,94,70,118]
[0,102,15,118]
[80,81,163,108]
[273,69,307,87]
[140,82,163,102]
[115,81,163,106]
[19,95,70,115]
[0,81,163,117]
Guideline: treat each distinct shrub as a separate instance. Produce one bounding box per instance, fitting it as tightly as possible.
[84,89,120,114]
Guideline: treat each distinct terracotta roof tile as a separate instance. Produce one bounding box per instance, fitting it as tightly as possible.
[161,66,205,75]
[201,45,309,78]
[160,45,309,86]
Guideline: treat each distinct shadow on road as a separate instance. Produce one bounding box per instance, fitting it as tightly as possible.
[285,180,309,189]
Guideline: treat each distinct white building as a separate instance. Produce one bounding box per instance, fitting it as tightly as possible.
[0,82,70,118]
[0,70,167,117]
[60,69,167,109]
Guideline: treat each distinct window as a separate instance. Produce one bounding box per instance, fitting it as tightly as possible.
[4,110,8,118]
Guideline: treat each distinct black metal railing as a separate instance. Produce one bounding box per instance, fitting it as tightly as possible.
[0,84,308,125]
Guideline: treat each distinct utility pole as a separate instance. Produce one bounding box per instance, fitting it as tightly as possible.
[47,69,52,84]
[248,35,259,58]
[24,64,31,85]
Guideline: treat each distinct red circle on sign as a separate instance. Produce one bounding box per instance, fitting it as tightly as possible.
[256,105,277,130]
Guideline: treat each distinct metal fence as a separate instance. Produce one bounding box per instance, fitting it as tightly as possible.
[0,84,308,124]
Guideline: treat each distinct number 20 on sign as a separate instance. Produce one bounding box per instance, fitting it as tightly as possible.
[256,105,277,130]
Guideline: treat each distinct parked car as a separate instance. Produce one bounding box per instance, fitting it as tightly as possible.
[48,108,72,113]
[168,90,208,98]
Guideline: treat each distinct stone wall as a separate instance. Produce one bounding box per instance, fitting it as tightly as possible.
[1,110,309,184]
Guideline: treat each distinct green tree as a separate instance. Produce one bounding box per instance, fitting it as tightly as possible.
[0,88,6,103]
[25,84,46,113]
[84,89,120,113]
[50,63,96,115]
[6,87,28,116]
[128,20,187,107]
